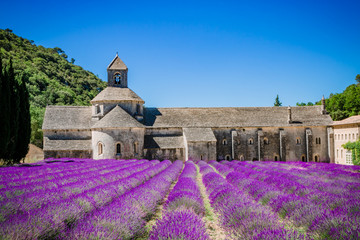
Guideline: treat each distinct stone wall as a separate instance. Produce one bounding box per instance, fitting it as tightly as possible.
[92,128,145,159]
[43,130,91,140]
[144,148,185,162]
[187,142,216,162]
[44,150,92,159]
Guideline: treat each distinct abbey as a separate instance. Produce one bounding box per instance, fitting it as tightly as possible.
[42,55,335,162]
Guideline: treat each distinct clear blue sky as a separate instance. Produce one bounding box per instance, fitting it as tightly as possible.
[1,0,359,107]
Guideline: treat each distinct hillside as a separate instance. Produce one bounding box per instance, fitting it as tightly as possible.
[0,29,107,147]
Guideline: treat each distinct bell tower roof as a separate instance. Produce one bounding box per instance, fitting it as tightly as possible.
[107,53,127,70]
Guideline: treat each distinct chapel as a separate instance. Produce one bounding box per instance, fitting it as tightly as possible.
[42,55,335,162]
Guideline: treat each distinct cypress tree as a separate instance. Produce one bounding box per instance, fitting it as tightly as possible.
[5,58,20,164]
[13,74,31,163]
[0,56,11,161]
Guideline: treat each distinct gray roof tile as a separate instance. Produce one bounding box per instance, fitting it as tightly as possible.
[42,106,92,130]
[107,55,127,70]
[92,105,144,129]
[90,87,144,103]
[184,128,217,142]
[144,106,333,128]
[144,135,184,149]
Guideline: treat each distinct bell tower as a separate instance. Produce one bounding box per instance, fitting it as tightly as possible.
[107,53,128,88]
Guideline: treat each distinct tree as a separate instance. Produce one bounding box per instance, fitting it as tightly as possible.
[0,55,11,160]
[71,58,75,64]
[274,94,282,106]
[13,74,31,163]
[356,74,360,85]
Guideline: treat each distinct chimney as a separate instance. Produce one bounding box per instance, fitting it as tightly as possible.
[287,106,292,123]
[321,95,327,114]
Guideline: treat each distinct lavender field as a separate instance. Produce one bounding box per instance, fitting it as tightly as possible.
[0,159,359,240]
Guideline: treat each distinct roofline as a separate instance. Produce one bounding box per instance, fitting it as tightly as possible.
[90,99,145,104]
[91,127,144,130]
[144,105,323,110]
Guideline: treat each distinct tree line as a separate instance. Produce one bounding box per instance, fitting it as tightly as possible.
[0,56,31,165]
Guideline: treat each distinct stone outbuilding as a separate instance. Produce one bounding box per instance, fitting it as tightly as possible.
[43,54,335,162]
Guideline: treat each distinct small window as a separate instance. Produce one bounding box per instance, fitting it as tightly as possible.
[336,149,339,158]
[264,138,269,145]
[346,151,353,165]
[314,155,319,162]
[207,142,211,147]
[352,133,355,140]
[301,155,306,162]
[334,134,337,140]
[136,104,141,114]
[274,155,278,161]
[98,142,103,155]
[134,142,139,154]
[200,155,203,160]
[248,138,254,145]
[222,139,227,145]
[345,134,347,140]
[239,155,244,161]
[225,155,231,160]
[341,149,343,158]
[116,143,121,155]
[341,134,343,140]
[296,138,301,145]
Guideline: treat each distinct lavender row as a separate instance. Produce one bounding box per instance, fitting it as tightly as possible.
[224,164,359,239]
[225,161,360,201]
[0,160,147,202]
[0,159,135,189]
[0,158,120,180]
[200,162,305,239]
[0,160,156,222]
[66,160,183,240]
[149,161,209,240]
[0,160,170,239]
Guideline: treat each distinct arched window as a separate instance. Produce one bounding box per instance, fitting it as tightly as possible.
[248,138,254,145]
[301,155,306,162]
[98,142,103,155]
[136,104,141,114]
[264,138,269,145]
[314,155,319,162]
[296,138,301,145]
[116,143,121,155]
[239,155,244,161]
[345,134,347,140]
[114,73,121,84]
[352,133,355,140]
[200,155,203,160]
[207,142,211,147]
[225,155,231,160]
[222,139,227,145]
[336,149,339,158]
[274,155,278,161]
[134,142,139,154]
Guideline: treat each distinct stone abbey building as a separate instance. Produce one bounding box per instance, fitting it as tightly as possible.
[43,55,335,162]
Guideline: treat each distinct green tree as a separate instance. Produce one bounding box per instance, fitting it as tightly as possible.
[4,58,20,163]
[356,74,360,85]
[274,94,282,106]
[0,55,11,159]
[13,73,31,163]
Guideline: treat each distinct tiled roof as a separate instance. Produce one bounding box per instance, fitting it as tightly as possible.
[144,106,333,128]
[107,55,127,70]
[43,137,92,151]
[184,128,217,142]
[90,87,144,103]
[332,115,360,126]
[92,105,144,129]
[144,135,184,149]
[42,106,92,130]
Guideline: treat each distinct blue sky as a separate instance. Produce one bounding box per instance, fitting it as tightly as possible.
[1,0,359,107]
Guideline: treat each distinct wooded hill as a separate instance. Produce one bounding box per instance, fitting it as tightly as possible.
[0,29,106,147]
